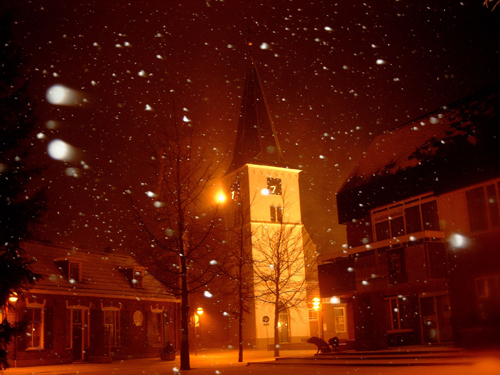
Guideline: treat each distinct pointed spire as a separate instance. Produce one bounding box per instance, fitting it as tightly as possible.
[228,56,287,174]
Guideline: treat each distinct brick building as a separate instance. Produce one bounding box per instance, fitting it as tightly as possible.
[2,241,179,367]
[318,85,500,349]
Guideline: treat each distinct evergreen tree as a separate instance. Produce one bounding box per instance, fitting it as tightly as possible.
[0,11,45,369]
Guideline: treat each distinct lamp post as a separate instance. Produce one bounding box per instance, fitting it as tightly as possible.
[312,298,323,339]
[192,307,203,356]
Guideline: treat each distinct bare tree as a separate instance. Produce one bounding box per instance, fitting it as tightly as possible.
[484,0,500,11]
[124,113,223,370]
[252,193,314,357]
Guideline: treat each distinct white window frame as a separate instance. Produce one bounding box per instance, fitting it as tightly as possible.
[371,194,438,242]
[385,296,413,333]
[308,309,319,321]
[149,305,165,347]
[102,303,121,347]
[66,301,91,349]
[333,306,347,333]
[68,261,82,282]
[466,180,500,233]
[25,299,46,350]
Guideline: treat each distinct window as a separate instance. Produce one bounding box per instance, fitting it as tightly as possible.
[132,269,144,288]
[390,216,405,237]
[475,275,500,322]
[270,206,283,223]
[405,205,422,234]
[385,296,412,332]
[308,309,318,321]
[25,299,46,349]
[334,307,347,333]
[466,183,500,233]
[267,177,282,195]
[103,309,121,346]
[69,261,81,282]
[421,201,439,230]
[375,219,390,241]
[148,307,167,347]
[487,184,500,227]
[373,198,440,242]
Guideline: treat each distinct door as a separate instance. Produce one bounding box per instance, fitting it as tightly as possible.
[278,310,289,343]
[72,325,83,360]
[436,295,453,342]
[72,309,84,361]
[420,294,452,344]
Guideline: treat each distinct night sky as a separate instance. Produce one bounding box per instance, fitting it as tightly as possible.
[6,0,500,253]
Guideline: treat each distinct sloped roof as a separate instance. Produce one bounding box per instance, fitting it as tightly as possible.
[337,85,500,223]
[227,58,288,173]
[21,241,178,302]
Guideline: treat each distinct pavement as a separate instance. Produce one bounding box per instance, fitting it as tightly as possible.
[3,345,500,374]
[254,345,487,367]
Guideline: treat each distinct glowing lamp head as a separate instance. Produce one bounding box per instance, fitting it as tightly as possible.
[196,307,204,315]
[216,193,226,204]
[9,292,18,303]
[330,296,340,304]
[312,297,321,310]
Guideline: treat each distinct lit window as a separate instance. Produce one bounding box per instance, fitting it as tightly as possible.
[25,299,46,350]
[334,307,347,333]
[308,309,318,321]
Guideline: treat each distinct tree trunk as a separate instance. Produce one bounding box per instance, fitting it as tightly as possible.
[180,258,190,370]
[238,279,243,362]
[274,303,280,357]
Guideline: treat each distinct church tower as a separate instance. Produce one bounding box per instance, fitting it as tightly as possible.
[220,56,313,349]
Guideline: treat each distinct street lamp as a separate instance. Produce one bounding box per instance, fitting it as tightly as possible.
[312,298,324,339]
[9,292,18,303]
[215,192,226,204]
[192,307,204,356]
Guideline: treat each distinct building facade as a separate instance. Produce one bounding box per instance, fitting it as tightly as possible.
[2,241,179,367]
[318,85,500,350]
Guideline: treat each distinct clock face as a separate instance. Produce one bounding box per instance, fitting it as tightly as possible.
[230,179,240,201]
[267,178,282,195]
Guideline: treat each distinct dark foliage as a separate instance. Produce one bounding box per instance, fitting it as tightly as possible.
[0,11,45,369]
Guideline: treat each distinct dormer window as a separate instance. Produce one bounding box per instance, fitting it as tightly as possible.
[120,266,145,288]
[69,261,82,283]
[132,269,144,288]
[54,258,82,283]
